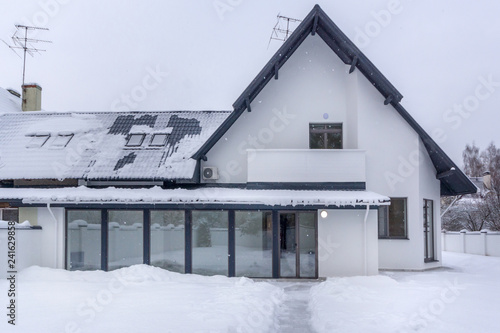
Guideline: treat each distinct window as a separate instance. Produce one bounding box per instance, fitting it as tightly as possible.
[108,210,144,270]
[378,198,407,238]
[126,134,145,147]
[423,199,435,262]
[150,134,168,147]
[0,208,18,222]
[26,134,50,148]
[309,123,342,149]
[51,133,74,148]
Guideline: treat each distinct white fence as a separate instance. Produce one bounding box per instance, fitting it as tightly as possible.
[442,230,500,257]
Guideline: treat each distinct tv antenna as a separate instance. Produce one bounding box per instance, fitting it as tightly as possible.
[268,14,302,48]
[3,25,52,86]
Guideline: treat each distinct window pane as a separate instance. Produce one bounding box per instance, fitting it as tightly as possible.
[126,134,145,147]
[309,124,342,149]
[235,211,272,278]
[150,134,168,146]
[67,210,101,271]
[378,206,388,237]
[108,210,144,270]
[388,198,407,237]
[326,131,342,149]
[26,135,50,148]
[192,211,228,276]
[2,209,19,223]
[150,210,185,273]
[309,132,325,149]
[299,212,316,278]
[52,134,73,148]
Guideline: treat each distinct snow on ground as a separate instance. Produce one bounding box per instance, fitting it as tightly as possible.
[0,265,283,333]
[310,252,500,333]
[1,252,499,332]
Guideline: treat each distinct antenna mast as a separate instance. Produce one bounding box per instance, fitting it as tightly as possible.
[268,14,302,47]
[6,25,52,86]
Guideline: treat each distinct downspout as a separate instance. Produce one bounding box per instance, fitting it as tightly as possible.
[46,203,59,268]
[440,195,462,218]
[363,204,370,276]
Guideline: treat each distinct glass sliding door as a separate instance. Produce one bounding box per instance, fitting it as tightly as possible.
[66,210,102,271]
[108,210,144,270]
[150,210,185,273]
[280,212,297,277]
[298,212,316,278]
[279,212,317,278]
[192,211,228,276]
[235,211,272,277]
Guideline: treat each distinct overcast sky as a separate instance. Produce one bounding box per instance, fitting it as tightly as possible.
[1,0,499,165]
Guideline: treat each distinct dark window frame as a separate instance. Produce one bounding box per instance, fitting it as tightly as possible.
[149,133,169,147]
[125,134,146,147]
[309,123,343,149]
[378,197,408,239]
[26,134,51,148]
[51,133,74,148]
[423,199,435,262]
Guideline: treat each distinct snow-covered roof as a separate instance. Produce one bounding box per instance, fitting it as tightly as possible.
[0,111,231,180]
[0,186,390,207]
[0,87,22,114]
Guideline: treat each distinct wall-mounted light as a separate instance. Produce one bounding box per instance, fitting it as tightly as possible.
[320,210,328,218]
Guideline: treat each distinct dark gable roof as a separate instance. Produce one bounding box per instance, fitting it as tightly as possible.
[193,4,476,196]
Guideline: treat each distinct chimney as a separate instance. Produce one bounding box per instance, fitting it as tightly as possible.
[22,84,42,111]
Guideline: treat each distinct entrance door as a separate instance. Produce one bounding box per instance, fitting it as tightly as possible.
[423,199,435,262]
[279,212,317,278]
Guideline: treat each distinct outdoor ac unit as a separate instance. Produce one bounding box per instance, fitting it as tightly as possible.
[202,166,219,180]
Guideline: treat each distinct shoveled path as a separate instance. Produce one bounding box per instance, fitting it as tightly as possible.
[270,281,320,333]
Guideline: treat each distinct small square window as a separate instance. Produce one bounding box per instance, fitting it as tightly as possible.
[150,134,168,147]
[309,123,342,149]
[0,208,19,223]
[26,134,50,148]
[52,134,74,148]
[126,134,145,147]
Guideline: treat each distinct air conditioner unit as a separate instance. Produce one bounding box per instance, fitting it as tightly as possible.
[202,166,219,180]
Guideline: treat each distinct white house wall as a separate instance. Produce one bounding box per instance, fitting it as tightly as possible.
[318,209,378,277]
[203,35,352,183]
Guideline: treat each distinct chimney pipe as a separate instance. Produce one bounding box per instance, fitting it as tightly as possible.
[483,171,492,191]
[22,84,42,111]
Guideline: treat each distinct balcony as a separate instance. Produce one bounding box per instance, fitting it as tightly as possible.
[247,149,366,184]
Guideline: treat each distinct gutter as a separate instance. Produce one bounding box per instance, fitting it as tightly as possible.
[46,203,60,269]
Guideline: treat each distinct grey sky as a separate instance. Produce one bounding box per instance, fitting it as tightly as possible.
[1,0,499,165]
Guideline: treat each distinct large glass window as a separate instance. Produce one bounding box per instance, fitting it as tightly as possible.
[235,211,272,277]
[192,211,228,276]
[299,212,316,278]
[150,210,185,273]
[309,123,342,149]
[423,199,435,262]
[108,210,144,270]
[66,210,101,271]
[378,198,407,238]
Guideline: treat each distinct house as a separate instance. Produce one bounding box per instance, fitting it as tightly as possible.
[0,5,476,278]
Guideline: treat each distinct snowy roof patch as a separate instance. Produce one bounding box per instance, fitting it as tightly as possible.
[0,186,390,207]
[0,111,231,180]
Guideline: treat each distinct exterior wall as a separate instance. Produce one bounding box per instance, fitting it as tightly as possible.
[19,207,38,225]
[0,228,42,273]
[203,35,353,183]
[318,209,378,277]
[37,207,65,269]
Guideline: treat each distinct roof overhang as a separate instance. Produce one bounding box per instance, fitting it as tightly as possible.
[0,186,390,207]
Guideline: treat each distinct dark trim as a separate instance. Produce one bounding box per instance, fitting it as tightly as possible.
[228,210,235,277]
[272,211,279,279]
[64,210,68,270]
[101,209,108,271]
[184,210,192,274]
[143,209,151,265]
[247,182,365,190]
